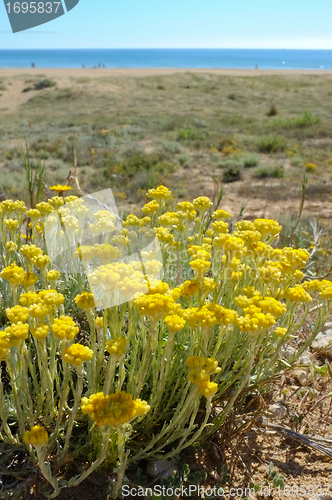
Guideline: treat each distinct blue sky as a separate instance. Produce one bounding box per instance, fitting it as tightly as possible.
[1,0,332,49]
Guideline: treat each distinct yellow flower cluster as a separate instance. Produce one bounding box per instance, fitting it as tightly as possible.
[193,196,213,212]
[253,219,282,239]
[52,316,79,341]
[212,209,232,220]
[123,214,151,227]
[20,290,64,319]
[74,292,95,310]
[106,337,127,358]
[30,324,49,340]
[23,426,48,447]
[283,285,312,303]
[0,263,25,285]
[187,356,221,399]
[47,270,60,282]
[6,305,29,324]
[20,244,50,269]
[4,218,19,232]
[164,314,186,333]
[81,391,150,427]
[134,293,178,320]
[0,323,29,348]
[142,200,159,214]
[63,344,93,366]
[146,185,172,200]
[1,199,26,213]
[183,304,238,329]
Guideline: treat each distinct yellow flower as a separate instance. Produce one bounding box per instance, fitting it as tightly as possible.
[35,202,54,216]
[81,391,150,427]
[3,323,29,347]
[23,426,48,447]
[190,259,211,279]
[253,219,281,239]
[20,244,43,262]
[63,344,93,366]
[47,270,60,282]
[235,220,254,231]
[193,196,213,212]
[177,201,194,212]
[48,196,64,209]
[283,285,312,303]
[198,381,218,399]
[52,316,79,341]
[106,337,127,358]
[6,305,29,324]
[0,263,25,285]
[74,292,95,310]
[274,327,288,337]
[211,209,232,220]
[236,312,275,333]
[146,185,172,200]
[26,209,41,221]
[164,314,186,333]
[64,195,79,203]
[187,357,220,399]
[4,219,19,232]
[212,221,229,234]
[142,200,159,214]
[134,293,176,320]
[30,324,49,340]
[180,280,200,298]
[50,185,73,194]
[5,241,17,253]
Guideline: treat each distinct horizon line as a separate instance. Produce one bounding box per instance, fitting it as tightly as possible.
[1,47,332,51]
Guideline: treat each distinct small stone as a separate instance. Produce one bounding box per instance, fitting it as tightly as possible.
[280,345,296,358]
[294,369,309,386]
[311,329,332,357]
[268,403,288,419]
[299,354,311,365]
[146,460,174,478]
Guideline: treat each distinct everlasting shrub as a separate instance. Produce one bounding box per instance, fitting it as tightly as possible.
[304,162,318,173]
[258,135,286,153]
[0,188,331,497]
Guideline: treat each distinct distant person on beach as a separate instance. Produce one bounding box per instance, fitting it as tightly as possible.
[31,62,35,68]
[82,64,85,68]
[255,64,258,70]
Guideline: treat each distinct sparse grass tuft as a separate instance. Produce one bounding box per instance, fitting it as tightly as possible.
[253,165,284,179]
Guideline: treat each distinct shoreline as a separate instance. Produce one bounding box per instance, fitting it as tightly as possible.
[1,68,332,77]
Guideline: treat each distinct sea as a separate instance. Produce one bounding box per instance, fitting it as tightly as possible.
[0,49,331,69]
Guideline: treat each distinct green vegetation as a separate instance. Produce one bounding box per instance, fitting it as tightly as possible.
[0,71,331,209]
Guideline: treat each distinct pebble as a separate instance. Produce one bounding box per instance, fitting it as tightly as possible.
[268,403,288,419]
[294,369,310,386]
[311,329,332,357]
[281,345,297,358]
[146,460,177,478]
[299,354,311,365]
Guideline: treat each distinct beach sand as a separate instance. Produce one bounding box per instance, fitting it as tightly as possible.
[1,67,332,78]
[1,67,331,114]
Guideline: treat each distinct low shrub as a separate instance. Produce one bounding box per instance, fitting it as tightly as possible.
[222,165,242,183]
[258,135,286,153]
[253,164,284,179]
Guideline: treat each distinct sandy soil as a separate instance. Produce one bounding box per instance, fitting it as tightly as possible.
[1,68,332,78]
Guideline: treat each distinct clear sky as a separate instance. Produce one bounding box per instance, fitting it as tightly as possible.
[1,0,332,49]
